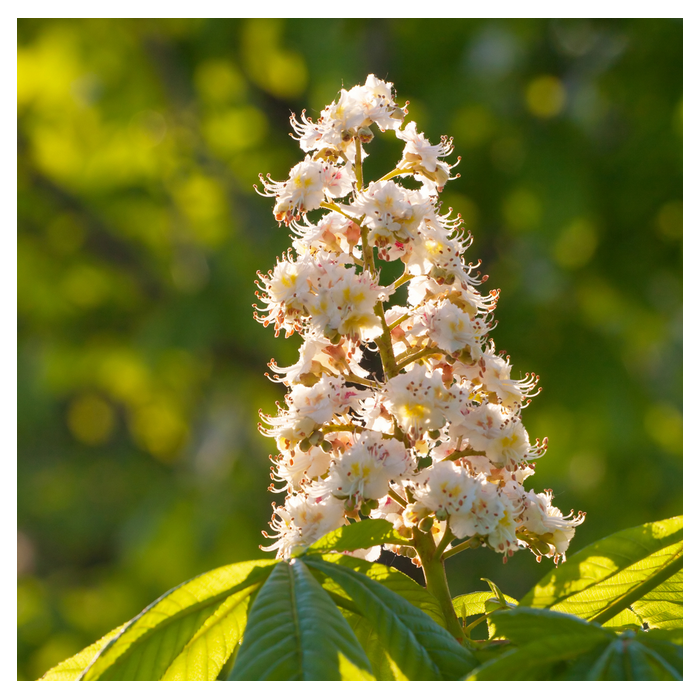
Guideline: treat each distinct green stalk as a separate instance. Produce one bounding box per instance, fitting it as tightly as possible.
[377,167,413,182]
[412,528,464,643]
[442,536,480,560]
[354,136,363,190]
[373,300,399,379]
[396,347,443,370]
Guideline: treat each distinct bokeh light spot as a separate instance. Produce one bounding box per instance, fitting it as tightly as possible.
[129,110,168,148]
[61,265,109,309]
[656,200,683,241]
[67,393,116,445]
[451,105,495,147]
[130,401,189,461]
[568,451,606,493]
[553,218,598,269]
[644,403,682,456]
[503,187,541,232]
[202,105,268,158]
[242,19,307,99]
[195,59,246,104]
[526,75,566,118]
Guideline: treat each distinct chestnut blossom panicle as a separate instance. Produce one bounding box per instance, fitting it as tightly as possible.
[255,75,584,565]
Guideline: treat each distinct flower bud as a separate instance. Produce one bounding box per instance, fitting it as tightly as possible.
[358,126,374,143]
[418,516,434,533]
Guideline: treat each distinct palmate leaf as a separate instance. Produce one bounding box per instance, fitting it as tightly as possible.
[71,559,276,680]
[629,569,683,629]
[466,607,682,681]
[306,519,411,555]
[305,555,477,680]
[453,589,519,641]
[521,515,683,626]
[228,558,374,681]
[452,591,518,620]
[340,609,409,680]
[562,634,683,680]
[38,623,129,681]
[160,584,256,680]
[314,552,447,627]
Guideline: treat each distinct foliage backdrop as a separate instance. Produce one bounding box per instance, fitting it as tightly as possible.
[17,18,682,680]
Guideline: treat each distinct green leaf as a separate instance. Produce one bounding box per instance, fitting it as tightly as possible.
[453,591,518,620]
[563,634,682,680]
[305,555,477,680]
[630,568,683,629]
[466,607,682,681]
[341,610,409,680]
[160,583,257,680]
[305,518,411,555]
[489,607,612,644]
[228,558,373,680]
[38,623,128,681]
[644,627,683,645]
[453,589,519,640]
[79,559,276,680]
[521,515,683,625]
[466,608,612,681]
[317,552,447,627]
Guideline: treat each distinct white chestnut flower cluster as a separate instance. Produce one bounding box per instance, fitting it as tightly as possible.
[256,75,584,564]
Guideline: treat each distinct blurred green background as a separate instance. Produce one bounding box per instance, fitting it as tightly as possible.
[17,18,682,680]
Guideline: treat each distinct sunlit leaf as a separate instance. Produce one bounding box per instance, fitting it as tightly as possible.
[467,607,610,681]
[160,584,257,680]
[305,518,411,555]
[305,556,477,680]
[521,515,683,625]
[562,634,682,680]
[317,553,446,628]
[79,559,276,680]
[630,569,683,629]
[38,623,128,681]
[466,607,682,681]
[452,591,518,620]
[228,558,373,681]
[341,610,408,681]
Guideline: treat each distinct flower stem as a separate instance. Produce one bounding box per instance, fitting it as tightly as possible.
[373,301,399,379]
[387,486,408,508]
[412,528,464,643]
[391,271,414,290]
[396,347,443,370]
[377,167,413,182]
[320,201,363,227]
[442,535,480,560]
[354,136,363,190]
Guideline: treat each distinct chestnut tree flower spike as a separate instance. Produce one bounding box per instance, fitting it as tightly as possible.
[255,74,584,570]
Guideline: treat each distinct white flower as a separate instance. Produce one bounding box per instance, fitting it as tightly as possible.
[262,493,346,558]
[384,364,452,439]
[449,402,542,468]
[412,461,477,520]
[307,264,385,341]
[268,331,368,387]
[311,432,414,503]
[520,490,585,560]
[396,121,458,192]
[258,157,353,225]
[455,347,540,408]
[291,212,362,260]
[272,446,331,490]
[415,299,490,357]
[350,74,405,132]
[254,252,317,338]
[257,75,581,566]
[260,375,367,450]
